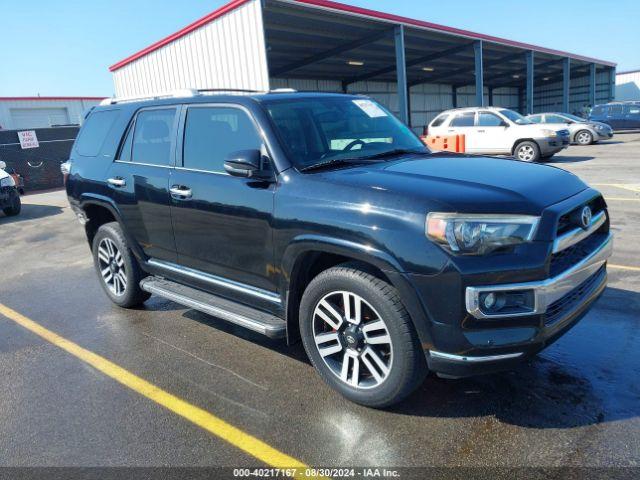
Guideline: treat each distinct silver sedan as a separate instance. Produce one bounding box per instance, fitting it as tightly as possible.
[526,112,614,145]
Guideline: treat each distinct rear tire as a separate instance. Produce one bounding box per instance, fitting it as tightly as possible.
[299,264,427,408]
[92,221,150,308]
[575,130,594,145]
[514,141,541,162]
[2,190,21,216]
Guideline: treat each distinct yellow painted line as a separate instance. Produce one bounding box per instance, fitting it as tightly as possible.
[609,264,640,272]
[604,197,640,202]
[593,183,640,193]
[0,303,321,478]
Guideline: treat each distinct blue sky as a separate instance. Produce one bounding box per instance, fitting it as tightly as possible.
[2,0,638,96]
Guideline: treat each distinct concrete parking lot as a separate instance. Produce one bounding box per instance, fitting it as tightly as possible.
[1,134,639,475]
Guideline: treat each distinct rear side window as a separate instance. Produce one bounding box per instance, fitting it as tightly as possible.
[182,107,262,173]
[431,114,449,127]
[75,110,120,157]
[450,112,475,127]
[131,108,176,166]
[528,115,542,123]
[625,105,640,115]
[545,115,566,124]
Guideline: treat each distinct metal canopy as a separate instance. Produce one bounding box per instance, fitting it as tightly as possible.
[263,0,613,93]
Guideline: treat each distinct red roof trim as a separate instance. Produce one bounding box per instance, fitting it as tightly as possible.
[0,96,106,101]
[109,0,251,72]
[108,0,616,73]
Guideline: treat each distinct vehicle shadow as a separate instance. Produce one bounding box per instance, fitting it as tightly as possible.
[0,203,64,224]
[547,156,595,163]
[177,285,639,430]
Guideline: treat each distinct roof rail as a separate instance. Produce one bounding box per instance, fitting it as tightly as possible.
[100,89,199,105]
[269,88,297,93]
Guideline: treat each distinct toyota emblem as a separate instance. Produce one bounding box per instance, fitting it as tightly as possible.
[580,206,592,229]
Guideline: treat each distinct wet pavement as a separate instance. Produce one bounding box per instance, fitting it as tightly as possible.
[0,133,639,471]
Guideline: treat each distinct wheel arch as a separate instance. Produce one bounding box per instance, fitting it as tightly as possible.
[281,236,432,348]
[511,138,539,155]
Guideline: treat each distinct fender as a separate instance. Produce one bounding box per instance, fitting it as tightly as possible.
[78,193,147,262]
[280,234,435,348]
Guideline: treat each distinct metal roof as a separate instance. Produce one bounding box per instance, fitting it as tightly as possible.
[109,0,616,73]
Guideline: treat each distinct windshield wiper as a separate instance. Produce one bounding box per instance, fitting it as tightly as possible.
[358,148,427,160]
[300,157,373,172]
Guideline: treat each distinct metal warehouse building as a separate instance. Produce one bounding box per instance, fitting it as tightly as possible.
[109,0,616,131]
[616,69,640,101]
[0,97,104,130]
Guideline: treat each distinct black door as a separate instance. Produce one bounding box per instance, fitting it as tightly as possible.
[106,107,179,263]
[169,104,277,301]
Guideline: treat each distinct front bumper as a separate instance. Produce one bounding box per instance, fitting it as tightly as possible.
[424,233,612,378]
[537,136,568,154]
[594,130,614,140]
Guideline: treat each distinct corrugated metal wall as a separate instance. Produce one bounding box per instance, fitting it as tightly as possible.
[112,0,269,97]
[270,78,518,132]
[534,70,612,113]
[616,71,640,101]
[0,99,100,130]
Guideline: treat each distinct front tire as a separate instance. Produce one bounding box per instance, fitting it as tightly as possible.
[299,264,427,408]
[514,141,541,162]
[2,190,21,216]
[92,221,150,308]
[575,130,594,145]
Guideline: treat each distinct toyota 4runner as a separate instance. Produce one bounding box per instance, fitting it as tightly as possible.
[66,91,612,407]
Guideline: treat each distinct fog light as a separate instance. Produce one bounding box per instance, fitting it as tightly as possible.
[483,292,496,309]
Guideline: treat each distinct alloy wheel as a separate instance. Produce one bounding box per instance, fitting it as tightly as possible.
[517,145,535,161]
[312,291,393,389]
[97,238,127,296]
[577,132,592,145]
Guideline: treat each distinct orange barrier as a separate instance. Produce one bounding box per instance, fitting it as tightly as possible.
[421,134,466,153]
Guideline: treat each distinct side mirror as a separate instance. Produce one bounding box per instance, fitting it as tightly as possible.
[0,161,6,170]
[224,149,272,180]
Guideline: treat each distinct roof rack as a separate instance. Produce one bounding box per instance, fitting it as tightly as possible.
[100,87,300,105]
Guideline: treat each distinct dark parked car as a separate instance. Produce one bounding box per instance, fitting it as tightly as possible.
[589,101,640,130]
[65,91,612,407]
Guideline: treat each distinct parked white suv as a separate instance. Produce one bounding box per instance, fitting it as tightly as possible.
[427,107,570,162]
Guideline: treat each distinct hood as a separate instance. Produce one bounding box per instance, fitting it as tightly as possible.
[317,154,588,215]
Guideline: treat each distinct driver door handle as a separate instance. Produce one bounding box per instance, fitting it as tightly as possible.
[170,185,192,200]
[107,177,126,187]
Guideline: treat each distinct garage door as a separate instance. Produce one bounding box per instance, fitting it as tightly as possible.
[10,108,70,129]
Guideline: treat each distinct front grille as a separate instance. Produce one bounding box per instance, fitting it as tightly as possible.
[556,196,606,236]
[549,232,608,277]
[544,266,605,326]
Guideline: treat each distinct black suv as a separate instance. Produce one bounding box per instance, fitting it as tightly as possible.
[66,91,612,407]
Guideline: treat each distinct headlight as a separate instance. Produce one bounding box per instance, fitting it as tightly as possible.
[426,213,540,255]
[541,129,558,138]
[0,176,15,187]
[593,124,606,131]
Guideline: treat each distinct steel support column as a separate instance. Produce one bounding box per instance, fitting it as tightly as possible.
[394,25,409,125]
[488,87,494,107]
[610,66,616,101]
[589,64,597,107]
[452,85,458,108]
[525,50,534,114]
[474,41,484,107]
[562,57,571,113]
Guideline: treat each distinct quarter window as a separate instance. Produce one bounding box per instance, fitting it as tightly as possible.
[528,115,542,123]
[75,110,120,157]
[431,113,449,127]
[131,108,176,166]
[545,115,567,124]
[450,112,475,127]
[183,107,262,173]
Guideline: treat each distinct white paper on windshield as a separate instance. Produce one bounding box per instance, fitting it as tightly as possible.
[352,99,388,118]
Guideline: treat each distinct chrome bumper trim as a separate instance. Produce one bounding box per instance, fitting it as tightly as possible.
[465,233,613,319]
[553,210,606,253]
[430,351,523,363]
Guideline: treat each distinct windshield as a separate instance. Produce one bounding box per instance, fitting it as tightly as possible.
[262,96,428,170]
[562,113,586,122]
[500,109,533,125]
